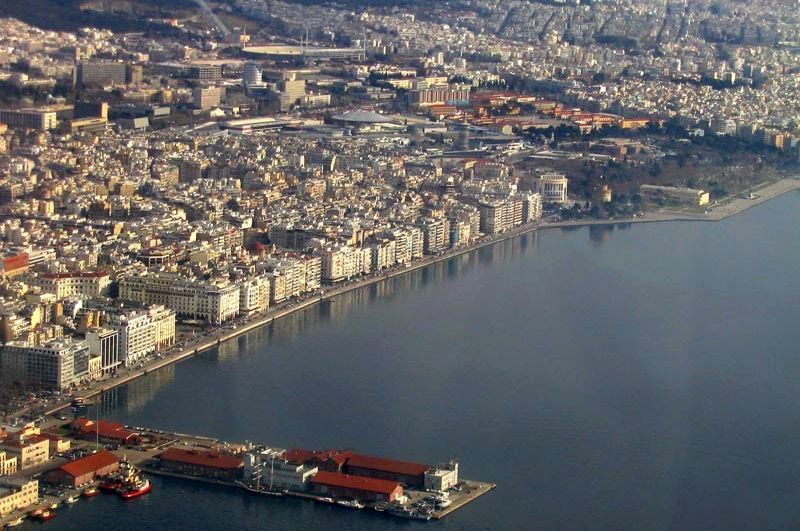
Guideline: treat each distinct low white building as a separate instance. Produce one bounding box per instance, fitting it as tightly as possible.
[424,460,459,492]
[244,449,318,492]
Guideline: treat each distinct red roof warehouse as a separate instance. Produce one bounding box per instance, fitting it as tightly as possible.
[157,448,244,480]
[310,471,404,502]
[47,450,120,487]
[344,454,429,489]
[72,418,141,446]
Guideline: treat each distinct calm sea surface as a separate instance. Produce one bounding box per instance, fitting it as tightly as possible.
[45,191,800,531]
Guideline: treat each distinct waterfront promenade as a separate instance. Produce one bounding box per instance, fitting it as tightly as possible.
[13,178,798,422]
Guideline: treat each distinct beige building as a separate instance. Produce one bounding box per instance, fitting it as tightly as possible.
[35,272,111,299]
[0,479,38,517]
[0,435,50,469]
[0,452,18,476]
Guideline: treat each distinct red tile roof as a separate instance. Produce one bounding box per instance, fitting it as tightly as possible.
[158,448,243,470]
[311,471,402,495]
[73,418,138,443]
[346,454,429,477]
[59,451,119,478]
[284,448,351,466]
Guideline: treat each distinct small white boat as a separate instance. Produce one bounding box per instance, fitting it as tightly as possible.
[64,494,79,504]
[336,498,365,509]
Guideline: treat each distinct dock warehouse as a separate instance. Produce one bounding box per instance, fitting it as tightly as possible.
[157,448,244,480]
[47,451,120,487]
[310,471,403,502]
[344,454,429,489]
[72,418,141,446]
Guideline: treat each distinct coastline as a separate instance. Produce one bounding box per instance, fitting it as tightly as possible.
[31,178,799,418]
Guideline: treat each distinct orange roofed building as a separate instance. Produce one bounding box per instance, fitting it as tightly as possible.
[47,450,119,487]
[72,418,141,446]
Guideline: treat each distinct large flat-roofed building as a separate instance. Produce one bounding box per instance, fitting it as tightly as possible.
[310,471,403,502]
[0,108,58,131]
[640,184,710,206]
[119,273,240,325]
[0,479,38,517]
[0,338,90,390]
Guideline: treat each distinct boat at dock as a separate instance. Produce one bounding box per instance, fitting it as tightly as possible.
[82,486,100,497]
[236,480,285,497]
[119,478,152,499]
[386,504,433,521]
[336,498,365,509]
[102,460,152,499]
[33,509,57,522]
[5,516,25,527]
[314,496,336,505]
[64,494,78,504]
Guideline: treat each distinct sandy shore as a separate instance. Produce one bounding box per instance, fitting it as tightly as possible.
[26,178,798,419]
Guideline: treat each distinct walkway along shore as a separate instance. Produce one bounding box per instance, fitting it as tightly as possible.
[37,178,800,416]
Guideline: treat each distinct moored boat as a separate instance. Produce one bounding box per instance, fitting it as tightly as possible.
[5,516,25,527]
[386,504,432,521]
[82,486,100,497]
[64,494,78,504]
[119,478,152,500]
[336,498,365,510]
[33,509,57,522]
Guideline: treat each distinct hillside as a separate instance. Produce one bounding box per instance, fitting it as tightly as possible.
[0,0,197,32]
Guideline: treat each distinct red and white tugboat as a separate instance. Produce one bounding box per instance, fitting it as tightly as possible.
[115,461,152,500]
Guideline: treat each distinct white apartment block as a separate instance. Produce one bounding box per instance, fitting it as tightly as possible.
[239,276,270,314]
[107,310,156,367]
[119,273,240,324]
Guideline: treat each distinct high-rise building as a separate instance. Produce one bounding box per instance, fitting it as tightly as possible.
[0,338,90,390]
[85,328,120,374]
[76,61,127,86]
[193,86,224,110]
